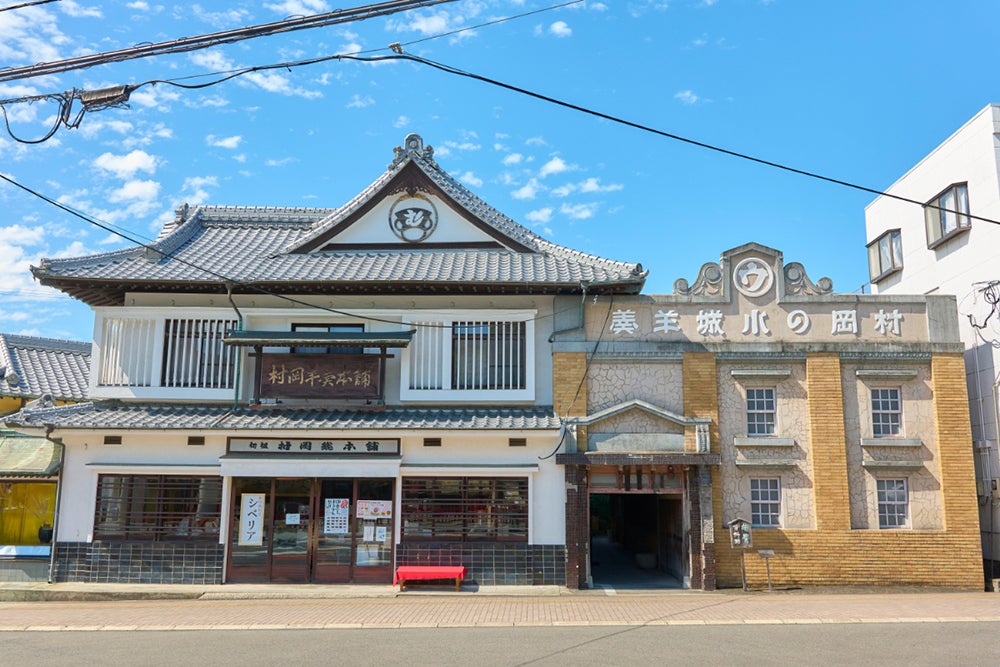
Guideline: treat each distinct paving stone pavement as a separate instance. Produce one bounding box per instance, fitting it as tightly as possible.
[0,584,998,631]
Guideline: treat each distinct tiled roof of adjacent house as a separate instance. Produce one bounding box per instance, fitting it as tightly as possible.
[0,334,91,402]
[32,135,645,306]
[3,401,562,432]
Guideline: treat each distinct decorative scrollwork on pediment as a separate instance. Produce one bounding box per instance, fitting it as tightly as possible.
[673,262,724,296]
[784,262,833,296]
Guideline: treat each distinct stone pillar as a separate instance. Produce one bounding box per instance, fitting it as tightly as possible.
[683,352,719,590]
[563,465,590,589]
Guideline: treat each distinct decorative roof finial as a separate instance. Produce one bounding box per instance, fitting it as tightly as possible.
[390,133,435,168]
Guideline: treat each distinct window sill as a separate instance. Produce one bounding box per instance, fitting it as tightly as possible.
[861,460,923,470]
[927,224,970,250]
[861,438,922,448]
[869,266,902,283]
[855,369,919,381]
[734,459,798,468]
[735,437,795,448]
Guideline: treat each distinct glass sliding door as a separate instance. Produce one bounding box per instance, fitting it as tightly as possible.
[227,477,395,584]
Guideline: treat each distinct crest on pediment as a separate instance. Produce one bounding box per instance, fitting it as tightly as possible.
[673,242,833,302]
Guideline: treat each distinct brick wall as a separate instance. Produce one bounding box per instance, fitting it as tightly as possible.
[712,352,983,590]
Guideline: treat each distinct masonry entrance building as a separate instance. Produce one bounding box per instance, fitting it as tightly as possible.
[588,468,686,588]
[226,477,394,584]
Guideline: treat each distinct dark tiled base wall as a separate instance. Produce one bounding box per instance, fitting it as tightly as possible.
[396,543,565,585]
[53,542,224,584]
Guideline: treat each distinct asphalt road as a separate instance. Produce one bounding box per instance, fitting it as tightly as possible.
[4,623,1000,666]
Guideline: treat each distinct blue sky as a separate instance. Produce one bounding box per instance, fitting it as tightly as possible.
[1,0,997,343]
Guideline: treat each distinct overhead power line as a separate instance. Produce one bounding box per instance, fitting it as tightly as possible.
[0,0,59,13]
[0,0,457,84]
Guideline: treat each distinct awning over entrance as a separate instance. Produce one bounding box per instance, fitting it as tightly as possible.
[0,430,62,478]
[556,452,720,466]
[223,330,416,348]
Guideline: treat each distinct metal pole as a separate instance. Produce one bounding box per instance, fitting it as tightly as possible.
[740,549,747,592]
[765,557,772,592]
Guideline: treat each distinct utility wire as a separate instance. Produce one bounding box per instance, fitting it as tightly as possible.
[0,0,59,12]
[376,51,1000,228]
[0,0,457,84]
[0,172,582,330]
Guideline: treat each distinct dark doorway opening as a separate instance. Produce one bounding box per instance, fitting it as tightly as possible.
[589,493,684,589]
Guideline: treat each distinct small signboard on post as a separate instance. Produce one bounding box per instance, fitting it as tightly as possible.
[728,518,753,591]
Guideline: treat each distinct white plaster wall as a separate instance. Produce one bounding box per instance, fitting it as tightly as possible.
[53,432,226,543]
[717,363,814,530]
[54,430,565,545]
[841,363,942,530]
[331,195,500,245]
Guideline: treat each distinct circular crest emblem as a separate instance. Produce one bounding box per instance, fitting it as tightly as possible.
[732,257,774,298]
[389,194,438,243]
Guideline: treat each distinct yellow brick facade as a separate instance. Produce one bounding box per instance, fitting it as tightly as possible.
[709,351,983,590]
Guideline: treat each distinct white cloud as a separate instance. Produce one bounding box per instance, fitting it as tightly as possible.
[512,179,542,200]
[674,90,701,105]
[0,224,44,246]
[191,6,250,29]
[347,94,375,109]
[108,179,160,206]
[93,150,158,179]
[553,177,624,198]
[525,136,547,147]
[265,1,330,15]
[502,153,523,166]
[265,158,295,167]
[549,21,572,38]
[539,156,573,178]
[443,140,480,152]
[560,202,599,220]
[60,1,102,18]
[457,171,483,187]
[181,176,218,205]
[129,86,182,110]
[127,2,150,9]
[206,134,243,149]
[526,208,553,223]
[0,6,70,66]
[393,115,410,129]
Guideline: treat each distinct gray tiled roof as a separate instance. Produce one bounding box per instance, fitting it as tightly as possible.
[4,401,562,432]
[0,334,91,402]
[32,135,645,304]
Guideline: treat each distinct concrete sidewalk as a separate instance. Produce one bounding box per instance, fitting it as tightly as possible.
[1,582,999,631]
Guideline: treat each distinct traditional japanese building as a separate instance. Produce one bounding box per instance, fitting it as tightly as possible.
[554,243,983,589]
[0,334,90,581]
[6,134,645,586]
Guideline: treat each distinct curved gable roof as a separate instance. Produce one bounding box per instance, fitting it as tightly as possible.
[33,134,645,306]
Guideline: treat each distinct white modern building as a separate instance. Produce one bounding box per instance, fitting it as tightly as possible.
[864,103,1000,577]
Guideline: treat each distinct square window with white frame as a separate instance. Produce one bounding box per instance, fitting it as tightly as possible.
[750,478,781,527]
[871,387,902,437]
[746,387,776,437]
[876,478,908,529]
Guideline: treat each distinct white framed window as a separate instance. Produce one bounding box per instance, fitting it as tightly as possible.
[924,183,970,248]
[750,478,781,527]
[876,478,908,529]
[746,387,776,437]
[401,314,535,402]
[871,387,902,437]
[866,229,903,282]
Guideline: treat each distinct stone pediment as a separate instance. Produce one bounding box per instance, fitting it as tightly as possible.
[673,242,832,303]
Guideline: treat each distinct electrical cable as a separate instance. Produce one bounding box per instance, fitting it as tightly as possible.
[0,0,458,84]
[0,171,587,330]
[0,0,58,12]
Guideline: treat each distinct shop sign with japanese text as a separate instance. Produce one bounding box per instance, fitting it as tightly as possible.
[229,437,400,455]
[259,353,380,399]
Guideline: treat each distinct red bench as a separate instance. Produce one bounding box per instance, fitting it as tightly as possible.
[394,565,466,592]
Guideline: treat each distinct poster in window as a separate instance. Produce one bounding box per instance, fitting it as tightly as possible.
[356,499,392,519]
[238,493,265,546]
[324,498,350,534]
[363,522,375,542]
[375,526,387,542]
